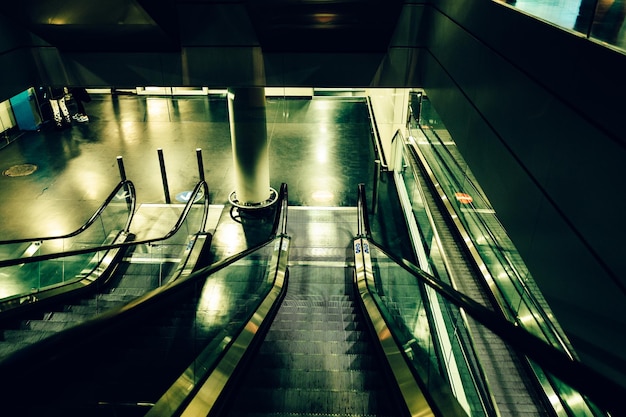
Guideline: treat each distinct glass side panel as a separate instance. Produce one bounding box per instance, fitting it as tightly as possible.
[404,95,607,416]
[367,242,489,417]
[367,240,604,417]
[411,99,569,352]
[184,240,277,386]
[0,182,134,300]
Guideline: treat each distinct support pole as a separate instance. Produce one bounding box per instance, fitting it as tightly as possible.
[227,87,276,209]
[196,148,205,181]
[157,148,171,204]
[117,156,126,181]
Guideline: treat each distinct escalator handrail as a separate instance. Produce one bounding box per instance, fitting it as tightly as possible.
[0,179,136,245]
[363,237,626,417]
[273,182,289,237]
[149,184,290,417]
[0,179,209,269]
[366,96,388,170]
[0,183,289,376]
[357,183,372,238]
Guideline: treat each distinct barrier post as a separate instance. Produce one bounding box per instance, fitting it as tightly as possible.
[117,156,126,181]
[157,148,171,204]
[196,148,205,181]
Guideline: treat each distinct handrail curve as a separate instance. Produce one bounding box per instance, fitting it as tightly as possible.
[0,180,208,269]
[0,179,136,245]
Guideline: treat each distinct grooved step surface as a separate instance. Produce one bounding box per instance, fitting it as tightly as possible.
[222,258,402,417]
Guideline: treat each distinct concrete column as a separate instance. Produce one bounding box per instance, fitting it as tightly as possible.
[228,87,271,205]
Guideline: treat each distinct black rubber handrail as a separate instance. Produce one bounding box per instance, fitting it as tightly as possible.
[366,96,388,170]
[357,183,371,238]
[0,179,209,269]
[356,184,625,415]
[0,179,136,245]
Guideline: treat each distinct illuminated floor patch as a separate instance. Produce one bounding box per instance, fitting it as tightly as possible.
[3,164,38,177]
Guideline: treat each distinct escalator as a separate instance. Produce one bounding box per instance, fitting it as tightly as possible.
[0,179,137,308]
[216,207,403,416]
[153,184,625,417]
[353,184,626,417]
[0,179,211,362]
[1,180,623,417]
[0,183,289,417]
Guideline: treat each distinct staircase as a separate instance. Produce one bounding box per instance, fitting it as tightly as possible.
[0,241,184,360]
[226,266,401,416]
[222,206,403,417]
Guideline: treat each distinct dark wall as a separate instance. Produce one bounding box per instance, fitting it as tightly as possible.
[0,2,410,91]
[0,15,42,99]
[423,0,626,387]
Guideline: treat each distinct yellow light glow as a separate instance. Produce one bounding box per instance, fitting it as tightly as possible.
[312,190,334,202]
[196,281,226,325]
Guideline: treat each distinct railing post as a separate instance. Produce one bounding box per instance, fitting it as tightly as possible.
[196,148,205,182]
[157,148,171,204]
[372,159,380,214]
[117,156,126,181]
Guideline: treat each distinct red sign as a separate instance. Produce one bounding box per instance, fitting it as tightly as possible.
[455,192,473,204]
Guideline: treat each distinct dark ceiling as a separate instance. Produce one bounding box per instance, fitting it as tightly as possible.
[1,0,405,53]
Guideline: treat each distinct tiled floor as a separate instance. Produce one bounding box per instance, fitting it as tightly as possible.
[0,94,371,238]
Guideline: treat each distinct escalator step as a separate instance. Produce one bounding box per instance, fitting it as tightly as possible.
[227,387,396,416]
[45,311,91,322]
[25,320,74,332]
[251,352,380,372]
[265,329,368,343]
[97,293,139,303]
[2,329,56,344]
[64,304,107,315]
[260,339,373,355]
[242,368,388,391]
[109,287,150,297]
[81,298,127,309]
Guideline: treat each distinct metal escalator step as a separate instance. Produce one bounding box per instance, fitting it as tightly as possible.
[227,387,396,416]
[269,319,360,333]
[114,273,161,289]
[64,304,103,315]
[259,340,374,356]
[250,352,380,372]
[45,311,91,322]
[264,329,368,343]
[25,320,74,332]
[81,298,127,309]
[226,414,386,417]
[242,368,390,391]
[0,342,32,358]
[273,311,357,323]
[281,296,354,305]
[109,287,149,297]
[97,293,140,303]
[2,329,56,344]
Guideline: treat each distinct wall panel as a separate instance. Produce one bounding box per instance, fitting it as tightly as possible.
[423,2,626,386]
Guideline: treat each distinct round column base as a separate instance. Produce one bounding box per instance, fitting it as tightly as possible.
[228,187,278,210]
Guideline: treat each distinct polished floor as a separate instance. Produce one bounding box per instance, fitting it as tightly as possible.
[0,92,412,260]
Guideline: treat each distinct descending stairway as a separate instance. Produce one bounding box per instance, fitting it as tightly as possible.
[224,265,401,416]
[0,240,183,359]
[0,203,217,362]
[221,207,403,417]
